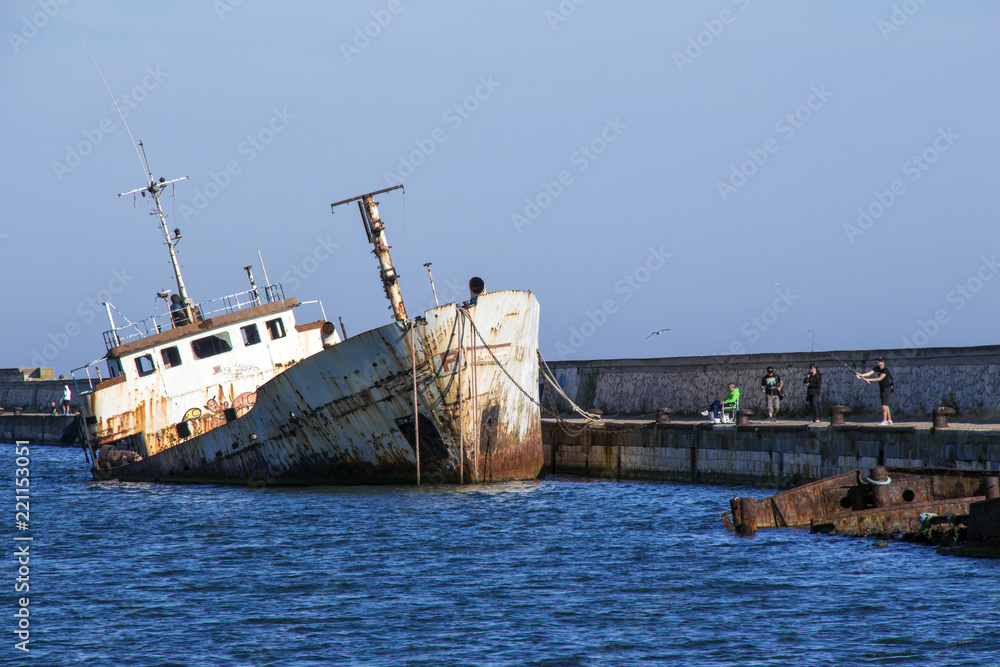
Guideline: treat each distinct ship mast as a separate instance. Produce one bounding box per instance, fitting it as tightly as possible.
[118,142,193,322]
[331,185,407,322]
[73,25,195,326]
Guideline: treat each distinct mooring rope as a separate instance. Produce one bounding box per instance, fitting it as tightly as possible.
[452,307,646,440]
[864,475,893,486]
[537,352,602,422]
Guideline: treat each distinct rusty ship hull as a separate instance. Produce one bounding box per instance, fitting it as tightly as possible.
[90,291,543,485]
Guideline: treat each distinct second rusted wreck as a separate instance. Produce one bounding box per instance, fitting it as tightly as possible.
[723,465,999,539]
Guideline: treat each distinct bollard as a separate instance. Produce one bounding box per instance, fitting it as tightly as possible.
[932,406,956,429]
[830,405,851,426]
[868,465,891,508]
[657,408,673,424]
[983,475,999,500]
[737,409,753,426]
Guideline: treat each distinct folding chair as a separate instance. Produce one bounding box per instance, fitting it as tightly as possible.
[722,398,739,423]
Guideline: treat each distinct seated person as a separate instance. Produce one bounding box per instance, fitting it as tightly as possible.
[703,384,740,422]
[170,294,188,327]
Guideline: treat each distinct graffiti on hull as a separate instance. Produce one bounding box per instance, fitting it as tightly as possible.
[181,391,257,427]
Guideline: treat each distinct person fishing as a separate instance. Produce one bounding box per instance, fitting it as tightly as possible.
[857,358,893,425]
[803,363,822,423]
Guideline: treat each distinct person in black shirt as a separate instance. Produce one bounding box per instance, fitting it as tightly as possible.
[857,358,893,424]
[760,367,782,420]
[803,363,822,423]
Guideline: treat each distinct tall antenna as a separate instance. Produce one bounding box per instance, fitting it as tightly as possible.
[118,163,191,316]
[71,21,145,182]
[73,22,194,321]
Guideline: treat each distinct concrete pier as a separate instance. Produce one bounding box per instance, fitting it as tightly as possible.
[0,413,80,446]
[542,416,1000,490]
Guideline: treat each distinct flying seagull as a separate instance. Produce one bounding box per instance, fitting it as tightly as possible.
[645,329,670,339]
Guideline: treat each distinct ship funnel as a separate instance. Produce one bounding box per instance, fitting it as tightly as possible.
[469,277,485,302]
[321,321,339,348]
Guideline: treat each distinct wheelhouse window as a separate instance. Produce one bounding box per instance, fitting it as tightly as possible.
[266,318,286,340]
[107,358,123,378]
[241,324,261,346]
[161,346,182,368]
[134,354,156,377]
[191,332,233,360]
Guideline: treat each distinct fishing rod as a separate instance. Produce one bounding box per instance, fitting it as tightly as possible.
[811,340,866,380]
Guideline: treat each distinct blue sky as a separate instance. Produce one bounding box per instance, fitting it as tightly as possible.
[1,1,998,376]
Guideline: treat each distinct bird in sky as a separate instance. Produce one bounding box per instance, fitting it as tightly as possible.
[645,329,670,339]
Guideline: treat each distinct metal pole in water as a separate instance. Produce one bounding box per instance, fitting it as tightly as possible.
[458,315,464,484]
[410,321,421,486]
[473,336,480,482]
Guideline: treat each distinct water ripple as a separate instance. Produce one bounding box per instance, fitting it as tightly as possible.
[3,445,999,666]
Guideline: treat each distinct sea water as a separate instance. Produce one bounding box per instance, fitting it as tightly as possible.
[3,444,999,666]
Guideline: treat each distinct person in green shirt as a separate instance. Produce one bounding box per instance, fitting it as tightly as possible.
[705,383,740,422]
[722,383,740,422]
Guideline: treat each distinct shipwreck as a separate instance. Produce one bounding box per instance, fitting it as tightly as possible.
[73,173,542,486]
[723,465,1000,542]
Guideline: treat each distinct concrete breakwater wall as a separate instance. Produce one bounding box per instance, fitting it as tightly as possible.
[0,414,79,446]
[546,345,1000,418]
[0,368,88,413]
[542,419,1000,490]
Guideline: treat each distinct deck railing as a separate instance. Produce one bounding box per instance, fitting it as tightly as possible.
[101,283,286,350]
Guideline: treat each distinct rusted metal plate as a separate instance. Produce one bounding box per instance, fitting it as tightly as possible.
[724,467,996,534]
[809,499,975,536]
[90,290,542,485]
